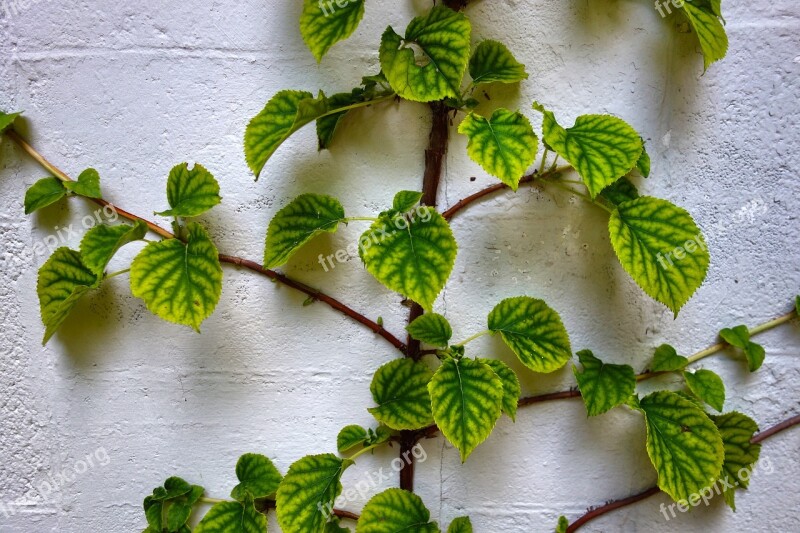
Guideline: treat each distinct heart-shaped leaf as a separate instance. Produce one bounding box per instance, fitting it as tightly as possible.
[468,40,527,86]
[300,0,365,62]
[356,488,439,533]
[231,453,283,501]
[684,369,725,412]
[156,163,221,218]
[572,350,636,417]
[80,221,148,276]
[276,454,350,533]
[24,177,66,214]
[63,168,102,199]
[368,358,434,430]
[406,313,452,347]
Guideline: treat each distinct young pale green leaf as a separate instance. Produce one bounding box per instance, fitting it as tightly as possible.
[337,424,368,453]
[369,358,434,430]
[195,498,267,533]
[379,6,471,102]
[487,296,572,373]
[639,390,725,502]
[63,168,102,199]
[710,411,761,511]
[264,193,345,268]
[458,109,538,190]
[468,40,528,86]
[156,163,221,217]
[359,208,457,310]
[681,0,728,71]
[231,453,283,501]
[532,102,643,198]
[276,454,350,533]
[719,325,765,372]
[429,357,503,462]
[392,190,423,214]
[245,90,328,178]
[24,177,66,214]
[0,110,21,133]
[37,248,100,344]
[130,222,223,332]
[599,177,639,207]
[79,221,148,276]
[556,516,569,533]
[406,313,452,347]
[143,478,203,533]
[683,369,725,412]
[447,516,472,533]
[608,196,709,315]
[650,343,689,372]
[300,0,365,62]
[356,488,439,533]
[572,350,636,417]
[635,142,651,178]
[477,358,520,421]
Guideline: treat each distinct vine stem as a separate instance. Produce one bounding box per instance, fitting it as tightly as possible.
[565,413,800,532]
[454,329,491,346]
[8,129,407,355]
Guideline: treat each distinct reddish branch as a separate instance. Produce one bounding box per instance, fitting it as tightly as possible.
[565,413,800,532]
[442,174,536,220]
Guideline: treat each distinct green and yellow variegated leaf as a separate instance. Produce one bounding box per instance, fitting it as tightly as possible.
[406,312,452,347]
[458,109,538,190]
[487,296,572,373]
[650,344,689,372]
[368,358,434,430]
[231,453,283,501]
[0,110,21,133]
[300,0,365,62]
[572,350,636,417]
[684,369,725,412]
[639,390,725,502]
[556,516,569,533]
[276,454,350,533]
[599,177,639,207]
[719,325,765,372]
[80,221,148,276]
[144,478,204,533]
[37,248,100,344]
[533,102,643,198]
[477,358,520,421]
[429,357,503,462]
[392,190,423,214]
[317,91,360,150]
[63,168,102,199]
[447,516,472,533]
[264,193,345,268]
[710,411,761,511]
[24,177,66,214]
[681,0,728,71]
[468,40,528,86]
[359,208,456,310]
[356,488,439,533]
[156,163,221,217]
[608,196,709,315]
[635,142,651,177]
[195,498,267,533]
[337,424,368,454]
[130,222,223,331]
[379,6,471,102]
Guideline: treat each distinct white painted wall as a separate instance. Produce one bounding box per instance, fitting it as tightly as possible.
[1,0,798,531]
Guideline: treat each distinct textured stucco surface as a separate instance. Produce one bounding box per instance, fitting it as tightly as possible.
[0,0,799,531]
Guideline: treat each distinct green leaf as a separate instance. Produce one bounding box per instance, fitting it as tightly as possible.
[555,516,569,533]
[379,6,471,102]
[681,0,728,71]
[650,344,689,372]
[477,358,520,421]
[325,518,351,533]
[458,109,538,190]
[24,177,66,214]
[608,196,709,315]
[130,222,223,331]
[406,313,452,347]
[317,92,360,150]
[359,208,457,310]
[683,369,725,412]
[710,411,761,511]
[468,40,528,86]
[63,168,102,199]
[337,425,368,453]
[195,498,267,533]
[599,177,639,206]
[532,103,643,198]
[144,478,204,533]
[487,296,572,373]
[368,358,434,430]
[0,110,21,133]
[80,221,148,276]
[245,90,328,178]
[37,248,100,344]
[572,350,636,417]
[719,325,765,372]
[639,390,725,502]
[635,142,651,178]
[231,453,283,501]
[447,517,472,533]
[356,488,439,533]
[276,454,350,533]
[264,193,345,268]
[429,357,503,462]
[155,163,221,217]
[300,0,365,62]
[392,190,423,214]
